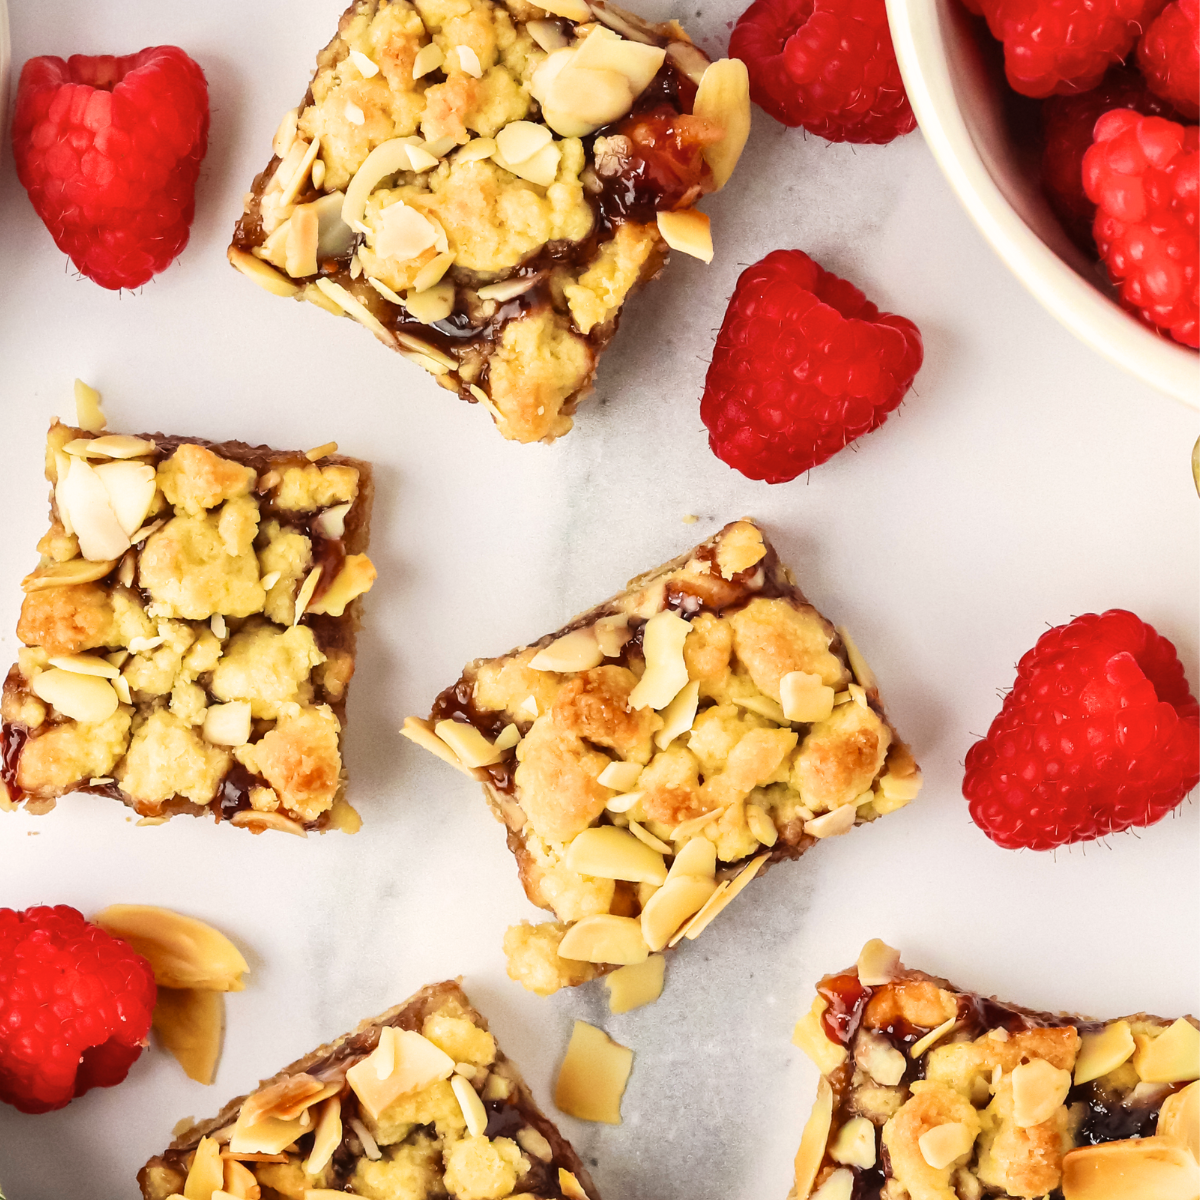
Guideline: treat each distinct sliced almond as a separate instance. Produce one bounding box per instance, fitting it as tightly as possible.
[494,139,562,187]
[1061,1135,1200,1199]
[1012,1058,1072,1127]
[1157,1081,1198,1161]
[856,938,902,986]
[628,819,673,854]
[554,1019,632,1124]
[305,1097,343,1176]
[183,1137,224,1200]
[666,40,710,84]
[671,808,720,841]
[559,1171,589,1200]
[605,789,643,814]
[346,1028,455,1120]
[628,609,690,710]
[74,379,106,433]
[93,460,156,537]
[811,1169,855,1200]
[594,613,631,657]
[47,653,119,679]
[538,0,591,17]
[793,996,849,1074]
[273,107,299,157]
[31,668,119,724]
[516,1125,554,1162]
[345,101,366,125]
[597,760,642,791]
[224,1157,261,1199]
[343,139,424,232]
[678,851,767,942]
[693,58,750,190]
[313,278,397,347]
[413,41,445,78]
[57,457,130,561]
[571,26,665,94]
[804,805,856,839]
[1134,1019,1200,1083]
[745,802,778,847]
[856,1028,907,1086]
[231,810,308,837]
[400,716,478,778]
[93,905,249,991]
[667,834,716,881]
[24,557,121,591]
[496,120,554,165]
[530,627,605,672]
[153,987,224,1085]
[65,434,155,459]
[375,200,440,262]
[558,913,649,964]
[1075,1020,1136,1085]
[369,275,405,306]
[435,719,509,769]
[412,251,456,292]
[605,954,665,1014]
[654,678,699,750]
[405,280,455,324]
[279,136,321,206]
[793,1077,834,1199]
[451,1073,488,1136]
[292,566,322,625]
[307,554,377,617]
[780,670,836,723]
[919,1121,975,1169]
[837,624,877,691]
[878,771,922,803]
[313,502,352,539]
[456,45,483,76]
[348,48,379,77]
[528,19,569,50]
[456,137,499,164]
[656,209,713,263]
[229,1109,310,1156]
[229,246,301,297]
[910,1015,958,1059]
[285,202,320,277]
[203,702,253,748]
[565,825,668,884]
[640,873,716,951]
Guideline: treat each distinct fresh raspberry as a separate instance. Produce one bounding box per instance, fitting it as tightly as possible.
[963,610,1200,851]
[1083,109,1199,346]
[700,250,923,483]
[0,905,156,1113]
[11,46,209,291]
[730,0,917,143]
[976,0,1168,98]
[1041,68,1181,249]
[1138,0,1200,119]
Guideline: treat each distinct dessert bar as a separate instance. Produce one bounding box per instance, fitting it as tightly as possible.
[228,0,750,444]
[1,417,376,833]
[138,980,600,1200]
[789,939,1200,1199]
[403,520,921,995]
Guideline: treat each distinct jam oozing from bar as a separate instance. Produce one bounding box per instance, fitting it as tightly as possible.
[1,432,367,826]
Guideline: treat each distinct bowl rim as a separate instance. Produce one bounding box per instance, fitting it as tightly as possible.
[887,0,1199,409]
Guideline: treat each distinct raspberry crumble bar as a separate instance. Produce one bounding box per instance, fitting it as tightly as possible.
[138,980,600,1200]
[1,415,376,834]
[789,939,1200,1200]
[228,0,750,444]
[403,520,921,995]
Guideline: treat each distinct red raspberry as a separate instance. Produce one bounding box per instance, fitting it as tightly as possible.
[1138,0,1200,120]
[700,250,923,482]
[0,905,156,1113]
[963,610,1200,851]
[1041,68,1181,250]
[1083,109,1199,346]
[11,47,209,291]
[976,0,1168,98]
[730,0,917,143]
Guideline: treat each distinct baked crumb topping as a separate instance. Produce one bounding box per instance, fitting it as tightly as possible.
[404,520,921,995]
[229,0,752,444]
[790,940,1200,1200]
[1,416,377,833]
[138,980,601,1200]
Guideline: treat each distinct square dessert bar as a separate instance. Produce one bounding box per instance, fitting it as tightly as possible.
[404,520,922,996]
[228,0,750,444]
[1,420,377,834]
[789,939,1200,1200]
[139,980,601,1200]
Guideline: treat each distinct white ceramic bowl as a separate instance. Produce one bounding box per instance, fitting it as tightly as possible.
[887,0,1199,407]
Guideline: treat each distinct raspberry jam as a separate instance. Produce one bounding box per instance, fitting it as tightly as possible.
[818,971,872,1044]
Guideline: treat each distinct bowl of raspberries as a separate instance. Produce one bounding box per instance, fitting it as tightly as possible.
[885,0,1199,403]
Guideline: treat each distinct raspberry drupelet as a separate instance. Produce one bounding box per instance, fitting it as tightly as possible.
[11,46,209,291]
[1138,0,1200,119]
[963,610,1200,851]
[0,906,157,1114]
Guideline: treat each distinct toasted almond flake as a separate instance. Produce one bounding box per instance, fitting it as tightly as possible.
[425,135,459,158]
[455,138,499,167]
[405,280,455,324]
[94,459,157,537]
[605,954,665,1014]
[456,45,483,76]
[530,627,605,672]
[730,692,788,724]
[307,554,377,617]
[450,1073,488,1136]
[373,1026,398,1080]
[555,1020,632,1124]
[515,1125,554,1162]
[918,1122,976,1170]
[849,682,869,708]
[348,48,379,77]
[94,905,249,991]
[493,724,521,752]
[804,804,856,838]
[566,826,667,884]
[558,913,649,964]
[130,518,164,545]
[304,442,338,463]
[47,653,119,679]
[539,0,592,19]
[780,670,836,723]
[594,613,631,657]
[58,457,131,561]
[435,719,508,769]
[396,329,456,367]
[347,1028,455,1120]
[671,809,720,841]
[629,610,690,710]
[1012,1058,1072,1127]
[791,1077,835,1198]
[745,802,778,847]
[229,246,301,297]
[347,1116,381,1160]
[342,139,421,230]
[627,820,673,855]
[413,41,445,78]
[811,1169,855,1200]
[128,634,165,653]
[204,702,253,748]
[571,25,665,92]
[314,277,397,347]
[597,760,642,791]
[375,200,440,262]
[679,851,769,942]
[693,58,750,191]
[67,433,156,459]
[153,987,225,1086]
[114,675,133,705]
[73,379,106,432]
[1075,1021,1136,1085]
[368,276,406,306]
[559,1170,589,1200]
[494,138,562,187]
[281,137,322,207]
[667,835,717,882]
[285,202,320,277]
[118,551,138,588]
[32,668,119,724]
[313,502,352,539]
[856,938,901,986]
[656,209,713,263]
[910,1016,959,1059]
[273,107,300,158]
[224,1157,260,1199]
[1133,1018,1200,1083]
[344,101,365,125]
[408,252,453,295]
[89,777,114,786]
[230,811,308,837]
[21,557,118,591]
[229,1108,310,1155]
[496,120,554,165]
[476,275,541,302]
[1062,1135,1200,1200]
[259,570,282,592]
[792,996,849,1072]
[528,18,569,50]
[311,159,326,189]
[1158,1081,1199,1159]
[349,253,364,278]
[834,690,852,706]
[401,716,478,777]
[183,1136,224,1199]
[654,678,699,750]
[303,1097,342,1177]
[605,789,643,814]
[666,40,710,84]
[879,771,922,802]
[641,873,716,951]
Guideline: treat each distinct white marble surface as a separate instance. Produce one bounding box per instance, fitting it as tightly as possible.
[0,2,1197,1197]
